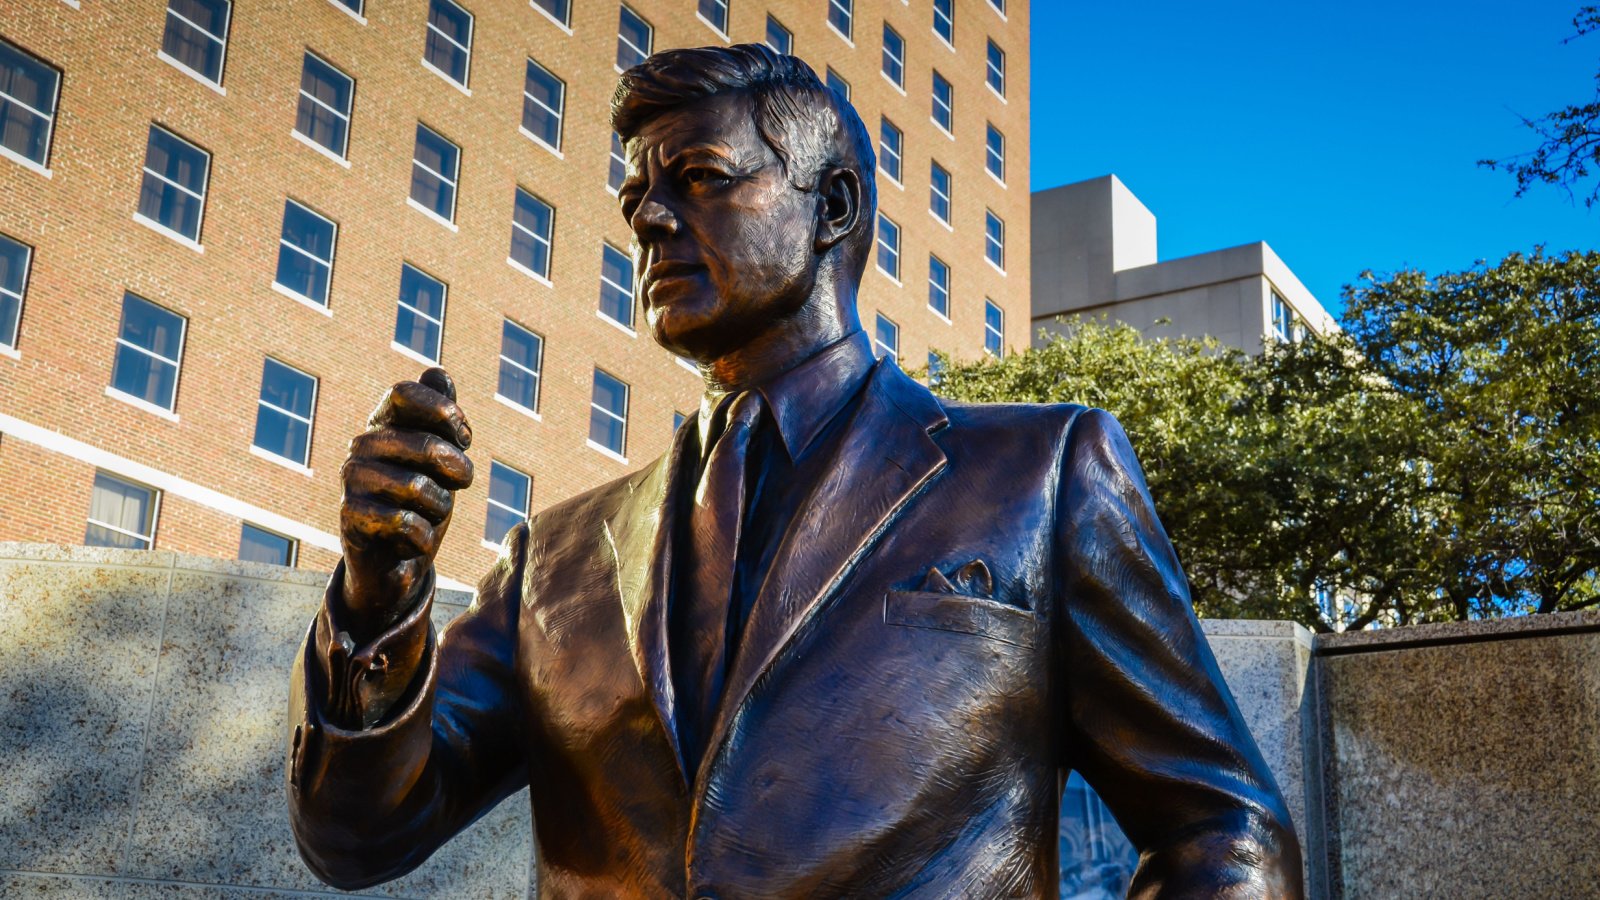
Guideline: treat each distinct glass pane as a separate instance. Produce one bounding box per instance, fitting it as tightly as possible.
[599,245,633,326]
[0,233,30,297]
[0,40,61,113]
[282,201,334,260]
[275,245,328,304]
[239,523,294,565]
[698,0,727,31]
[0,293,17,347]
[85,472,153,549]
[608,132,626,191]
[145,127,209,194]
[110,348,176,408]
[163,0,228,82]
[0,98,51,164]
[399,264,445,319]
[498,358,537,409]
[121,294,184,360]
[522,62,563,146]
[531,0,569,25]
[500,320,541,369]
[276,203,334,303]
[394,307,442,360]
[260,358,315,418]
[301,55,352,113]
[253,404,311,463]
[425,0,471,84]
[592,370,627,415]
[489,461,530,511]
[825,69,849,101]
[617,7,651,70]
[766,16,791,54]
[138,173,202,239]
[590,406,625,453]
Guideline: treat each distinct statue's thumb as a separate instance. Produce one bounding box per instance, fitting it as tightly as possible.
[419,367,456,402]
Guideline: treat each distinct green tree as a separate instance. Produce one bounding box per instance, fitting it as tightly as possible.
[1480,6,1600,206]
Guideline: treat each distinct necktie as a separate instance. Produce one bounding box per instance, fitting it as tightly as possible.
[678,390,764,767]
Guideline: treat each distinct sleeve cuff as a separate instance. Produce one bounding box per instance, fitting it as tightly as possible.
[314,560,436,729]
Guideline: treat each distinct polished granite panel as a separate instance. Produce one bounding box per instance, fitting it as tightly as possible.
[0,555,168,874]
[1319,628,1600,898]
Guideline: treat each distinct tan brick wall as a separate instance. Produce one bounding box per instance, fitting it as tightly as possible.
[0,0,1029,587]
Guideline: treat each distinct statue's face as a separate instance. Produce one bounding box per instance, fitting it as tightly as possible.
[618,92,821,362]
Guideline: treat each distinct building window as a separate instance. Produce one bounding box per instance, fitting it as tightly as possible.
[876,213,900,281]
[0,233,32,350]
[825,67,850,100]
[239,523,296,565]
[253,357,318,467]
[928,255,950,319]
[989,0,1006,13]
[161,0,231,86]
[497,318,543,413]
[927,350,945,386]
[510,187,554,280]
[873,313,899,362]
[522,58,564,151]
[394,263,447,362]
[673,410,688,432]
[766,15,793,54]
[698,0,729,35]
[531,0,570,27]
[985,210,1005,270]
[295,52,354,160]
[878,117,902,183]
[0,40,59,171]
[986,123,1005,182]
[136,125,210,245]
[85,472,159,550]
[590,368,629,458]
[608,131,627,194]
[933,0,954,44]
[1271,291,1297,342]
[930,160,951,224]
[987,40,1006,97]
[423,0,473,88]
[485,460,531,545]
[274,200,337,307]
[410,123,460,223]
[331,0,365,15]
[984,299,1004,356]
[931,71,953,132]
[881,24,904,88]
[110,293,186,412]
[599,243,635,330]
[828,0,852,40]
[617,6,652,71]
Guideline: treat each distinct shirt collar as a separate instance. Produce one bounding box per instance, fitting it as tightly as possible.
[698,330,877,463]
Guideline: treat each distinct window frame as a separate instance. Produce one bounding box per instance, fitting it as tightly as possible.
[933,0,954,46]
[160,0,232,88]
[85,471,160,551]
[607,131,627,194]
[873,313,900,362]
[765,14,793,55]
[825,67,850,101]
[928,254,951,320]
[984,298,1004,356]
[616,5,653,72]
[931,70,953,134]
[598,242,636,331]
[530,0,571,29]
[135,124,212,248]
[509,186,555,282]
[697,0,730,37]
[521,58,566,153]
[252,356,319,469]
[876,213,901,282]
[878,116,903,185]
[881,24,905,89]
[109,292,187,415]
[484,460,533,546]
[588,367,631,460]
[827,0,853,42]
[294,51,355,161]
[986,123,1006,183]
[392,262,448,364]
[929,160,952,224]
[273,198,338,309]
[0,232,33,352]
[496,317,545,415]
[0,39,62,174]
[422,0,474,90]
[239,522,298,566]
[985,210,1005,272]
[986,39,1006,97]
[409,122,461,225]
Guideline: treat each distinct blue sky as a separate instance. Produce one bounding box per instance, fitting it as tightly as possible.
[1029,0,1599,317]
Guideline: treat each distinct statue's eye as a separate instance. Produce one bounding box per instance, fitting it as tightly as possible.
[683,167,730,187]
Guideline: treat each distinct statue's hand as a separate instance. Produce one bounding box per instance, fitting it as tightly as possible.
[338,367,473,637]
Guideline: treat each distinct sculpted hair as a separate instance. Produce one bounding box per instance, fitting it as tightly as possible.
[611,44,878,278]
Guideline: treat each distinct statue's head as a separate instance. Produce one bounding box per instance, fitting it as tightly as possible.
[612,44,876,364]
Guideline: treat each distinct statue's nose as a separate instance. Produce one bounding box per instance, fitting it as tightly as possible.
[632,198,680,239]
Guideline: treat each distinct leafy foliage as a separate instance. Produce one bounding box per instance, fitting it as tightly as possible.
[930,250,1600,630]
[1479,6,1600,207]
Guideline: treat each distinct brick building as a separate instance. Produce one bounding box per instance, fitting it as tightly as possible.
[0,0,1030,588]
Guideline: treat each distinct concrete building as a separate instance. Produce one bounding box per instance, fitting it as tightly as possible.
[1031,174,1334,352]
[0,0,1029,587]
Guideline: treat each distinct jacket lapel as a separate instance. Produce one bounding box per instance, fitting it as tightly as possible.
[605,421,697,787]
[696,362,950,788]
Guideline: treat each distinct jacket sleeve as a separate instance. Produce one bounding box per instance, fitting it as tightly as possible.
[284,523,531,890]
[1055,408,1303,899]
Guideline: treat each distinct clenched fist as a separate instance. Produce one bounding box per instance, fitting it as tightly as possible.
[338,367,473,638]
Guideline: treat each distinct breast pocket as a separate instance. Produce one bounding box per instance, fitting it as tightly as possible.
[883,590,1039,650]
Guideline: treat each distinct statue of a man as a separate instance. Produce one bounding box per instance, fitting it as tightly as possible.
[287,45,1301,898]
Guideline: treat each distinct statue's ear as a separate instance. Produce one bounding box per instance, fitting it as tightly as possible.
[813,166,861,254]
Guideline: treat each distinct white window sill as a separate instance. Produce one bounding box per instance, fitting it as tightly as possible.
[696,13,731,42]
[518,126,564,159]
[676,356,699,375]
[59,0,80,7]
[929,306,952,325]
[290,129,351,168]
[987,169,1007,189]
[0,144,53,179]
[406,196,460,232]
[989,3,1008,22]
[931,118,955,140]
[586,438,628,465]
[494,392,542,421]
[0,344,21,360]
[106,386,179,422]
[986,258,1007,276]
[157,51,226,95]
[390,340,439,367]
[929,210,954,231]
[530,1,574,34]
[987,84,1008,105]
[249,444,314,477]
[271,281,334,316]
[506,256,553,287]
[933,31,955,53]
[597,309,637,337]
[133,213,204,254]
[420,57,472,96]
[482,537,513,553]
[327,0,367,24]
[826,22,855,48]
[881,72,906,95]
[876,266,903,287]
[879,169,904,190]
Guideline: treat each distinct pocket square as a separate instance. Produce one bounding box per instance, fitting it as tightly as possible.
[918,559,994,599]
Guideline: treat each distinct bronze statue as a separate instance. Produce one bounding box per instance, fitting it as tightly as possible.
[286,45,1302,898]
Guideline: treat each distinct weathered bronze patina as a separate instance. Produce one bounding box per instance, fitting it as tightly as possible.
[287,45,1302,898]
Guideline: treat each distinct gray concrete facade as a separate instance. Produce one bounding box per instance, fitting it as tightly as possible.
[1031,175,1337,353]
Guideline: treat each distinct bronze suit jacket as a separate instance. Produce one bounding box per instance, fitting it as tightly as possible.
[286,360,1302,898]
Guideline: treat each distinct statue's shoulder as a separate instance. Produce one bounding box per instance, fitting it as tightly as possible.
[934,396,1091,439]
[523,459,660,538]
